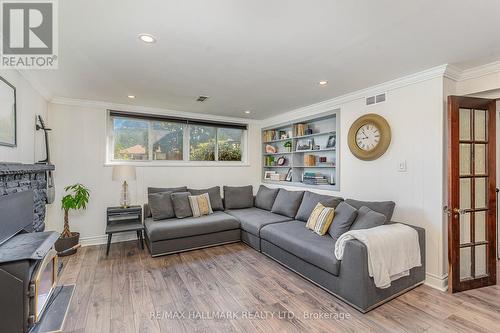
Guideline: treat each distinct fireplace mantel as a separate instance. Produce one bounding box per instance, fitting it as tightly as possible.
[0,162,54,175]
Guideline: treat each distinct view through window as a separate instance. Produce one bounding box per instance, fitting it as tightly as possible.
[109,114,246,163]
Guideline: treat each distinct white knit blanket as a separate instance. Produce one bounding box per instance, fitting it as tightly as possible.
[334,223,421,289]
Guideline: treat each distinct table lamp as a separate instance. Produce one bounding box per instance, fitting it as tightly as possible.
[112,165,136,208]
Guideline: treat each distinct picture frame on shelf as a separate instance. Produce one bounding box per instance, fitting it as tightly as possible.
[285,168,292,181]
[326,135,336,148]
[276,156,287,166]
[264,171,276,180]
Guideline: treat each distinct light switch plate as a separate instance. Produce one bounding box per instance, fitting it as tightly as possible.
[398,160,407,172]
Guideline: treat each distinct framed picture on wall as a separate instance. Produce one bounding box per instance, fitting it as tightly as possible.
[0,76,16,147]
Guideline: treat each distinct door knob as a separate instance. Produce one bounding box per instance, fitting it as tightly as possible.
[453,208,466,215]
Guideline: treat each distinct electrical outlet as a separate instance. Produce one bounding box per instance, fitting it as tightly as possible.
[398,160,407,172]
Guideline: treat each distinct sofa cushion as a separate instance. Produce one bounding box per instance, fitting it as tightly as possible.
[350,206,386,230]
[305,203,335,236]
[345,198,395,222]
[271,189,304,218]
[223,185,254,209]
[226,207,292,236]
[328,201,358,242]
[148,186,187,194]
[295,191,343,222]
[260,221,340,275]
[145,211,240,242]
[188,186,224,211]
[148,191,175,220]
[188,193,213,217]
[254,185,280,211]
[171,192,193,218]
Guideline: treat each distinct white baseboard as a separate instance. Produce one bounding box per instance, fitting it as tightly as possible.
[424,273,448,291]
[79,231,138,247]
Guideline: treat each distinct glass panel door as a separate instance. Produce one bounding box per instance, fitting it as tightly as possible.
[448,96,496,293]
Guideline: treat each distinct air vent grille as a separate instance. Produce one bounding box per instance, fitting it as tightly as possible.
[366,93,386,106]
[196,95,209,102]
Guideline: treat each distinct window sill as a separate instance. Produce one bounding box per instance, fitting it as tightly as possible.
[104,161,251,167]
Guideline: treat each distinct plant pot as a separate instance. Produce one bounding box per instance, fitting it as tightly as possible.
[54,232,80,257]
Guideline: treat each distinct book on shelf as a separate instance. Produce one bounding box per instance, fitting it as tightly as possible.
[263,130,276,142]
[293,123,307,137]
[302,172,331,185]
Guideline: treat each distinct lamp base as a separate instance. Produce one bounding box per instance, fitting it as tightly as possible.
[120,180,130,208]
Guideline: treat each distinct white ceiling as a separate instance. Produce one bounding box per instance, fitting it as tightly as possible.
[24,0,500,119]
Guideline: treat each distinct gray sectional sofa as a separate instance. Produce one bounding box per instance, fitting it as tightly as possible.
[143,184,425,313]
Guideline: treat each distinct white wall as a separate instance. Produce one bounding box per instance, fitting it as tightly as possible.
[0,71,47,163]
[45,102,261,244]
[263,76,447,289]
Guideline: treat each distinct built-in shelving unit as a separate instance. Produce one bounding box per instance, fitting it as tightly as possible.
[261,110,339,190]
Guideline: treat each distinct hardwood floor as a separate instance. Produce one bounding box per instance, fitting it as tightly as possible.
[59,241,500,333]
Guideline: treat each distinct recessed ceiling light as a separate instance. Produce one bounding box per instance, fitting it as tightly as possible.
[244,110,251,114]
[319,80,328,86]
[127,95,136,99]
[138,34,156,43]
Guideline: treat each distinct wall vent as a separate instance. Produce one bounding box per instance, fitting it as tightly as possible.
[196,95,209,102]
[366,93,386,106]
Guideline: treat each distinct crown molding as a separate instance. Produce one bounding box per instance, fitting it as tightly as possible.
[50,96,262,124]
[443,60,500,82]
[263,64,448,125]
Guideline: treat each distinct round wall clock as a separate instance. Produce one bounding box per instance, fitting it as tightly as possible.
[348,113,391,160]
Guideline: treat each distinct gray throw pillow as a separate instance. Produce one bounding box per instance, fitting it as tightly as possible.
[148,186,187,194]
[255,185,280,211]
[345,198,395,222]
[295,191,343,222]
[171,192,193,218]
[188,186,224,211]
[148,191,175,220]
[328,202,358,242]
[350,206,386,230]
[223,185,254,209]
[271,189,304,218]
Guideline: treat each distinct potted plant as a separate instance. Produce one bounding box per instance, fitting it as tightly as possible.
[54,184,90,256]
[284,140,292,152]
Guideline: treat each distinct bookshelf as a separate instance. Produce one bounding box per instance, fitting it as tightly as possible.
[261,110,339,190]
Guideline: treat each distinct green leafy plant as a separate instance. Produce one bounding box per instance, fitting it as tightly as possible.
[284,140,292,148]
[61,184,90,238]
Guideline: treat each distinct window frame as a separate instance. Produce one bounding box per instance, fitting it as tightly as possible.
[105,111,249,166]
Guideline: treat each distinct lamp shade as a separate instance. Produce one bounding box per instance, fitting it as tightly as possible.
[112,165,136,181]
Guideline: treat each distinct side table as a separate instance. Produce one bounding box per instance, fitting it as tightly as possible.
[106,205,144,255]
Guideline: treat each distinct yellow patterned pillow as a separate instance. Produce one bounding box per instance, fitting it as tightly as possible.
[188,193,213,217]
[306,203,335,235]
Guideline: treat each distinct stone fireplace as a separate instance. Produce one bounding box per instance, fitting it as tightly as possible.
[0,163,54,232]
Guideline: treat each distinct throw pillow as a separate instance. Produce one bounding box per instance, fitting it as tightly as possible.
[148,191,175,220]
[349,206,386,230]
[306,203,335,236]
[271,189,304,218]
[328,202,358,242]
[223,185,254,209]
[188,193,214,217]
[295,191,343,222]
[254,185,280,211]
[171,192,193,218]
[345,198,395,222]
[188,186,224,211]
[148,186,187,194]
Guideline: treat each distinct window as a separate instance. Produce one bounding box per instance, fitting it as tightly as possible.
[189,125,216,161]
[108,111,247,163]
[217,128,243,161]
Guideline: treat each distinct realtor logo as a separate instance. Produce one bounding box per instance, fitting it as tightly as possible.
[1,0,58,69]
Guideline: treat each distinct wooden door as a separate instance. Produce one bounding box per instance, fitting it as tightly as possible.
[448,96,497,292]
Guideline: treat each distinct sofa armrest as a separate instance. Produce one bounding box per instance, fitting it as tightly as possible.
[143,203,152,218]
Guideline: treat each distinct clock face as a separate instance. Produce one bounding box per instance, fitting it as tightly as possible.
[355,123,380,151]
